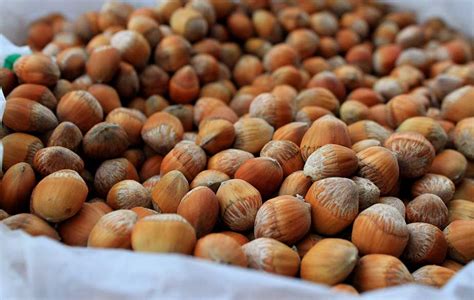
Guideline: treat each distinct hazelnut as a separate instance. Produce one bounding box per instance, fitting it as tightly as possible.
[356,146,399,195]
[295,106,333,124]
[310,11,338,36]
[194,97,238,125]
[139,65,169,97]
[406,194,449,229]
[351,139,382,153]
[219,231,249,246]
[2,213,59,240]
[301,238,358,285]
[252,10,283,43]
[373,44,402,75]
[402,222,448,265]
[0,163,36,214]
[278,170,312,198]
[448,200,474,222]
[4,98,57,133]
[352,176,380,211]
[94,158,139,197]
[385,94,426,128]
[82,122,129,160]
[31,170,88,223]
[216,179,262,231]
[57,91,104,133]
[160,141,207,181]
[412,265,456,288]
[442,260,464,272]
[300,115,351,161]
[306,177,358,235]
[306,71,346,101]
[384,132,435,178]
[397,117,448,152]
[86,46,121,83]
[154,35,192,72]
[114,62,140,99]
[339,100,369,124]
[353,254,413,292]
[87,84,122,115]
[190,170,229,192]
[453,117,474,160]
[347,88,384,107]
[177,187,219,238]
[145,95,170,116]
[242,238,300,277]
[304,144,358,181]
[151,170,189,213]
[352,204,409,256]
[106,108,147,146]
[13,53,60,86]
[2,133,44,170]
[58,202,109,246]
[453,179,474,202]
[263,44,299,72]
[295,87,340,114]
[196,119,235,154]
[194,233,248,266]
[127,15,162,48]
[431,150,468,184]
[233,117,274,154]
[207,149,254,177]
[260,140,303,177]
[132,214,196,254]
[286,29,319,59]
[331,284,359,295]
[272,122,309,145]
[378,196,406,218]
[110,30,150,69]
[8,83,57,110]
[443,220,474,264]
[169,65,200,104]
[411,174,455,204]
[141,112,184,155]
[227,11,254,40]
[88,209,138,249]
[234,157,283,198]
[130,207,159,219]
[170,7,208,42]
[254,195,311,244]
[33,146,84,176]
[106,180,151,210]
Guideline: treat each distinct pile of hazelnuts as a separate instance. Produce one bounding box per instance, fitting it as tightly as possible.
[0,0,473,295]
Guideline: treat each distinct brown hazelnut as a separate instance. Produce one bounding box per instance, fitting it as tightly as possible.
[13,53,60,86]
[160,141,207,181]
[306,177,359,235]
[301,238,358,285]
[177,186,219,238]
[31,170,88,223]
[242,237,300,277]
[151,170,189,213]
[216,179,262,231]
[254,195,311,245]
[403,222,448,265]
[352,204,409,256]
[57,90,104,133]
[353,254,413,292]
[82,122,129,160]
[2,133,44,170]
[0,163,36,214]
